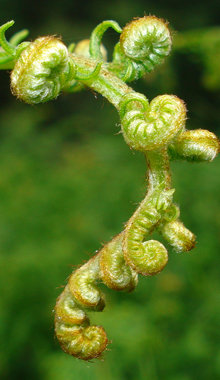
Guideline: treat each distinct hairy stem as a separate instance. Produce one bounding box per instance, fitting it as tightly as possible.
[123,149,172,275]
[67,54,134,108]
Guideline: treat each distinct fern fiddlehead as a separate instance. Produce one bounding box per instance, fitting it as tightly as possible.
[0,16,219,361]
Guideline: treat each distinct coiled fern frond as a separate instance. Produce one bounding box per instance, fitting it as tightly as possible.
[0,15,219,361]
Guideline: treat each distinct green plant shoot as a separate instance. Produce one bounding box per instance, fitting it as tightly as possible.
[0,15,219,361]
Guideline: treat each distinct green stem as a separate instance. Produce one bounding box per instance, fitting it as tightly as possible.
[67,55,134,108]
[145,148,172,194]
[122,149,173,275]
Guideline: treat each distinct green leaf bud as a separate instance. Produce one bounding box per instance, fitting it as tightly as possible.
[161,219,196,252]
[100,233,138,292]
[174,129,220,162]
[120,93,187,152]
[120,16,172,73]
[11,36,72,104]
[124,239,168,276]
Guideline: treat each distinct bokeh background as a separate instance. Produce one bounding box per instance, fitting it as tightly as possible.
[0,0,220,379]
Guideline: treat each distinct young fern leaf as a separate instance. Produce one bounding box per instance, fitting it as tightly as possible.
[0,15,219,361]
[119,16,172,77]
[10,36,73,104]
[119,93,187,151]
[55,233,138,360]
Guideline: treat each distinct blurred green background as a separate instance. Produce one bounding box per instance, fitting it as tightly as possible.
[0,1,220,379]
